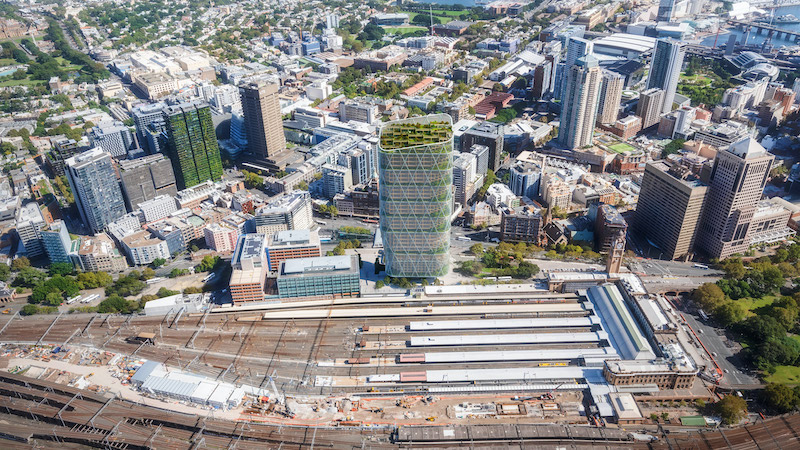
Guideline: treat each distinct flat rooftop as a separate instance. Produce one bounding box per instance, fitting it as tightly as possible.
[280,255,358,277]
[269,229,319,247]
[232,233,266,265]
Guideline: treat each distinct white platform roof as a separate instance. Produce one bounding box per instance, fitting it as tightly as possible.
[422,348,616,363]
[409,317,597,331]
[409,332,603,347]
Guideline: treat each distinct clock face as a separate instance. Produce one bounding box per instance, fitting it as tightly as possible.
[616,240,624,249]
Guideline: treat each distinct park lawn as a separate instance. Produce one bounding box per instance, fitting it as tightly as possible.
[384,26,428,35]
[54,57,82,71]
[608,142,635,154]
[0,77,44,87]
[400,9,467,23]
[0,37,27,45]
[428,9,470,17]
[0,58,18,66]
[680,73,711,83]
[737,295,777,314]
[789,334,800,346]
[765,365,800,385]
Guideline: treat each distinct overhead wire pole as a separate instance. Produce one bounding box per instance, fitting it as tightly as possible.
[37,312,64,344]
[0,311,19,336]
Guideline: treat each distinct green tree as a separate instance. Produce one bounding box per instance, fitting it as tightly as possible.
[183,286,203,294]
[715,395,747,425]
[739,315,786,344]
[141,267,156,280]
[375,280,385,289]
[157,287,179,298]
[45,291,63,306]
[21,304,39,316]
[151,257,166,268]
[0,264,10,282]
[662,139,686,157]
[715,301,747,326]
[242,170,264,189]
[764,383,799,413]
[11,257,30,271]
[693,283,727,311]
[195,255,220,272]
[97,295,132,313]
[169,268,188,278]
[49,262,74,276]
[12,267,45,288]
[470,243,485,256]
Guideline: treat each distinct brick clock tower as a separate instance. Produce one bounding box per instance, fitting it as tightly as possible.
[606,230,625,274]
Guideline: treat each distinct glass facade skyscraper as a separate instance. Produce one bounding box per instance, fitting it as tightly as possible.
[163,102,223,189]
[65,148,127,234]
[647,38,685,114]
[558,55,602,150]
[379,114,453,278]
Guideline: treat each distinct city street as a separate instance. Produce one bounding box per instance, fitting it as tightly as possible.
[629,258,723,278]
[675,298,761,387]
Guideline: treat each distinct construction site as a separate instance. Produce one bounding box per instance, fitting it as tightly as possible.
[0,282,794,447]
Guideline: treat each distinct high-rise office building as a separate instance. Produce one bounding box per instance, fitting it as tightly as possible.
[696,137,774,259]
[657,0,676,21]
[322,164,353,199]
[556,37,593,101]
[254,191,313,235]
[14,202,46,259]
[118,153,178,211]
[636,88,665,129]
[41,220,72,264]
[379,114,453,278]
[239,79,292,171]
[633,161,708,260]
[558,55,602,150]
[460,122,503,171]
[647,38,685,114]
[131,102,166,154]
[509,161,541,199]
[453,152,479,207]
[163,102,223,189]
[597,70,624,125]
[65,148,127,234]
[88,121,135,158]
[46,138,82,177]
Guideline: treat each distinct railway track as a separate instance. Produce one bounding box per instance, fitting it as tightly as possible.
[0,311,619,393]
[1,359,799,448]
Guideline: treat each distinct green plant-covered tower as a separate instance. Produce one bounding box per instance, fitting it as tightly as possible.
[379,114,453,278]
[164,102,223,189]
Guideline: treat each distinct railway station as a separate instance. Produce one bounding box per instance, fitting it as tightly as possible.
[0,276,715,429]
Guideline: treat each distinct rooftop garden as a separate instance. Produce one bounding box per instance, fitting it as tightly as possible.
[380,120,452,150]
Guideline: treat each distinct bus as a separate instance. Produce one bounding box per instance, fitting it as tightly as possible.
[66,296,81,305]
[81,294,99,304]
[456,236,471,241]
[699,309,709,321]
[693,263,709,270]
[315,220,327,226]
[202,273,215,283]
[362,218,378,224]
